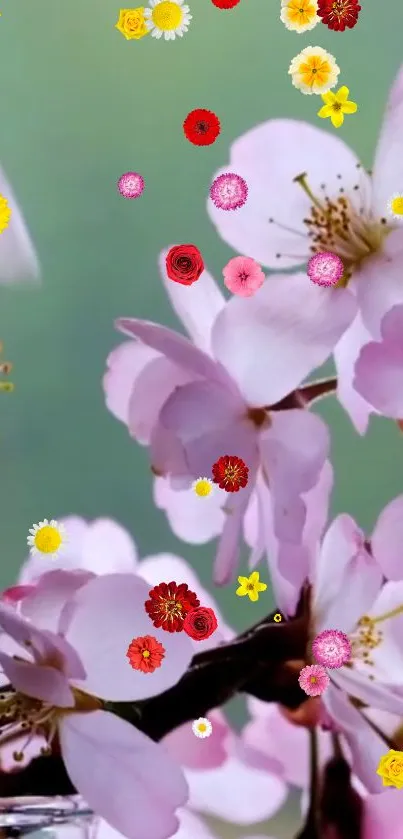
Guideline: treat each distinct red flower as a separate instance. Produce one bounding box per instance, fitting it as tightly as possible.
[145,581,200,632]
[212,455,249,492]
[183,109,221,147]
[126,635,165,673]
[165,244,204,286]
[318,0,361,30]
[183,607,218,641]
[211,0,240,7]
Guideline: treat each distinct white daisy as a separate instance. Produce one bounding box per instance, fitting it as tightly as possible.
[144,0,192,41]
[387,193,403,222]
[192,477,215,498]
[192,717,213,738]
[27,519,67,557]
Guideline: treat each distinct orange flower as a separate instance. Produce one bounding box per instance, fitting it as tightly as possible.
[126,635,165,673]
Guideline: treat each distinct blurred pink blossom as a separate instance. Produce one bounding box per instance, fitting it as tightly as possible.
[222,256,265,297]
[354,304,403,419]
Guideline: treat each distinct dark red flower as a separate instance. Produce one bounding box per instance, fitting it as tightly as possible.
[211,0,240,7]
[183,109,221,146]
[183,607,218,641]
[126,635,165,673]
[212,455,249,492]
[165,244,204,286]
[145,581,200,632]
[318,0,361,30]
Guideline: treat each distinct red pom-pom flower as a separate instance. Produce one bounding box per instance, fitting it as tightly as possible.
[183,607,218,641]
[165,244,204,286]
[145,581,200,632]
[211,0,241,8]
[183,109,221,146]
[212,455,249,492]
[318,0,361,30]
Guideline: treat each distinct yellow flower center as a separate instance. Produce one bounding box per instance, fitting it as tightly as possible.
[198,722,207,732]
[0,195,11,233]
[194,479,213,497]
[247,583,255,591]
[299,56,331,88]
[34,525,62,554]
[391,196,403,216]
[389,758,403,775]
[152,1,182,30]
[310,676,317,683]
[142,649,151,658]
[286,0,316,24]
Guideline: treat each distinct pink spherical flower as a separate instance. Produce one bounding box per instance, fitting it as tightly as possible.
[210,172,248,211]
[307,251,344,287]
[312,629,352,669]
[298,664,330,697]
[117,171,145,199]
[223,255,265,297]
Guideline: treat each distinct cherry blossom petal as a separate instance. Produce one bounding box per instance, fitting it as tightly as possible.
[313,515,382,634]
[20,570,94,632]
[153,478,226,545]
[372,64,403,214]
[128,357,195,444]
[185,756,286,824]
[354,230,403,339]
[18,516,91,583]
[214,477,257,585]
[80,519,139,575]
[103,341,158,425]
[364,789,403,839]
[207,120,369,269]
[0,167,40,284]
[334,313,375,435]
[0,731,46,771]
[169,811,217,839]
[366,581,403,682]
[59,710,188,839]
[158,249,225,355]
[371,496,403,580]
[64,574,193,702]
[1,585,35,603]
[332,666,403,717]
[211,276,357,406]
[243,478,267,571]
[0,653,74,707]
[353,305,403,417]
[162,710,230,770]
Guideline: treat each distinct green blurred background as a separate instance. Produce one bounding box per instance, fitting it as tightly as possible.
[1,0,403,834]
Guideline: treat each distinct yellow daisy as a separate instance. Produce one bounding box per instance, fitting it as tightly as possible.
[192,477,215,498]
[27,519,67,557]
[115,8,149,40]
[192,717,213,738]
[144,0,192,41]
[317,86,358,128]
[388,193,403,222]
[289,46,340,95]
[280,0,319,33]
[0,195,11,234]
[236,571,267,603]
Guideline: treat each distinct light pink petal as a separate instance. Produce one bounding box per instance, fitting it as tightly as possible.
[332,666,403,718]
[0,601,49,647]
[128,356,196,444]
[64,574,193,702]
[353,305,403,418]
[19,516,91,583]
[138,554,233,646]
[214,476,257,585]
[313,515,382,634]
[323,684,390,793]
[158,249,225,355]
[211,275,357,406]
[103,340,158,425]
[243,480,267,570]
[81,519,139,575]
[334,313,375,435]
[372,64,403,214]
[154,477,226,545]
[162,710,230,770]
[259,410,329,544]
[0,166,40,285]
[355,230,403,338]
[116,319,231,389]
[371,496,403,580]
[364,789,403,839]
[21,570,94,632]
[1,585,35,603]
[367,581,403,683]
[0,652,74,707]
[29,629,86,681]
[0,732,46,771]
[207,119,369,269]
[185,756,286,824]
[150,421,191,479]
[171,811,217,839]
[59,710,188,839]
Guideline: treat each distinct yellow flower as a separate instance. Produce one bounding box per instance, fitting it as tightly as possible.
[280,0,319,33]
[376,750,403,789]
[192,477,214,498]
[273,613,282,622]
[317,86,358,128]
[388,193,403,221]
[0,194,11,234]
[236,571,267,603]
[289,46,340,95]
[115,8,148,40]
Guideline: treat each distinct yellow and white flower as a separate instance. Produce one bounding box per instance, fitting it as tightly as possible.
[192,717,213,738]
[387,193,403,222]
[192,477,215,498]
[27,519,67,557]
[289,46,340,95]
[144,0,192,40]
[280,0,319,33]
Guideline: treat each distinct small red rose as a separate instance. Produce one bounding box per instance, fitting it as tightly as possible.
[166,244,204,286]
[211,0,240,7]
[183,109,221,147]
[183,606,218,641]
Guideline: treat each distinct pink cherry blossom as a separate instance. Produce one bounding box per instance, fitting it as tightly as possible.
[104,248,355,584]
[222,256,265,297]
[298,664,330,696]
[206,64,403,433]
[353,304,403,419]
[0,166,40,284]
[0,574,193,839]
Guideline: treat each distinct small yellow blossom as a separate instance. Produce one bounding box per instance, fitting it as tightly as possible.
[115,8,149,40]
[236,571,267,603]
[0,195,11,234]
[388,193,403,221]
[280,0,319,33]
[376,750,403,789]
[192,477,214,498]
[289,46,339,95]
[317,86,358,128]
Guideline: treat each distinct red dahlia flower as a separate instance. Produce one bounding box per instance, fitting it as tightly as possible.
[318,0,361,30]
[183,607,218,641]
[212,454,249,492]
[211,0,241,7]
[126,635,165,673]
[145,581,200,632]
[183,109,221,147]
